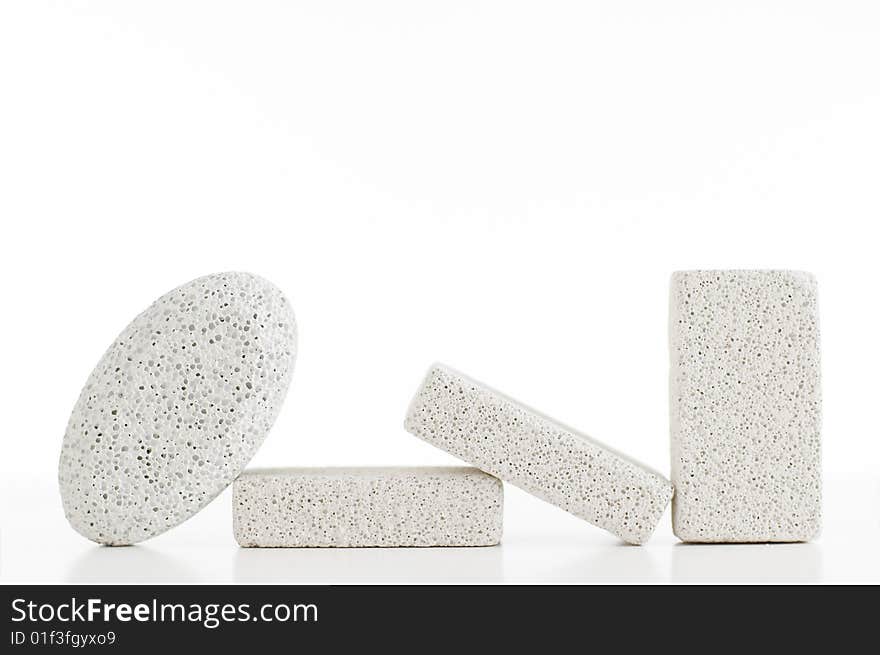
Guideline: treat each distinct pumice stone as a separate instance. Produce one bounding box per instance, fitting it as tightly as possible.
[670,270,822,542]
[233,467,503,547]
[59,272,297,545]
[404,365,673,545]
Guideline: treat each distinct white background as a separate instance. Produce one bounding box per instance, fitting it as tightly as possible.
[1,1,878,583]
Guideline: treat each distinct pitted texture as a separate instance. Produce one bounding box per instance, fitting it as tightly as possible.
[233,467,503,547]
[670,270,822,542]
[404,365,672,545]
[59,272,297,545]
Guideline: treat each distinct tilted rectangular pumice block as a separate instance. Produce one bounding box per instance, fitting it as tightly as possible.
[670,270,822,542]
[233,467,503,547]
[405,365,673,545]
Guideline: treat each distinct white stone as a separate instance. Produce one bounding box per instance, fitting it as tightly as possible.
[233,467,503,547]
[404,365,672,545]
[59,272,297,545]
[670,270,822,542]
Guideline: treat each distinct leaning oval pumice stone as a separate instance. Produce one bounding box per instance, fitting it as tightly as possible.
[58,272,297,545]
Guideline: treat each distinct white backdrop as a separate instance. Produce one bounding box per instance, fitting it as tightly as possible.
[1,2,879,583]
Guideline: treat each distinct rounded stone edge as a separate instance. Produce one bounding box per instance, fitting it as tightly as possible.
[59,271,297,546]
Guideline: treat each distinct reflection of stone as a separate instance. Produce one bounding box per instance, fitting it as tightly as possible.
[670,270,821,542]
[544,543,665,584]
[59,272,297,545]
[67,546,201,584]
[671,543,822,583]
[234,545,504,584]
[405,364,672,544]
[234,467,503,547]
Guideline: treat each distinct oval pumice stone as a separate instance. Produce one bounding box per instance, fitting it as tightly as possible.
[59,272,297,545]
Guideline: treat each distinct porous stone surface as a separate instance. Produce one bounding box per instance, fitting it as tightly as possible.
[670,270,822,542]
[404,365,673,545]
[233,467,503,547]
[59,272,297,545]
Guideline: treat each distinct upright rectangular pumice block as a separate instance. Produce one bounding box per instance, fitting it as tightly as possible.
[670,270,822,542]
[405,365,673,545]
[233,467,503,547]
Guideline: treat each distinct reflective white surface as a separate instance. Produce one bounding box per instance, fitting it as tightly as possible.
[2,474,877,584]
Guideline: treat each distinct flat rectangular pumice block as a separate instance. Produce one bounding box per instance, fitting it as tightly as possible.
[670,270,822,543]
[233,467,503,548]
[404,365,673,545]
